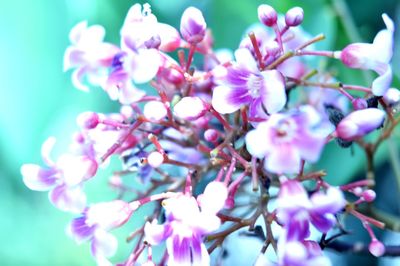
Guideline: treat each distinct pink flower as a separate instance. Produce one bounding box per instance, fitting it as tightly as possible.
[212,48,286,115]
[64,21,120,92]
[336,14,394,96]
[21,137,97,213]
[69,200,135,266]
[144,182,227,265]
[336,108,385,140]
[245,106,327,173]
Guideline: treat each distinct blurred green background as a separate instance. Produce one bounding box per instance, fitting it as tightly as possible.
[0,0,399,265]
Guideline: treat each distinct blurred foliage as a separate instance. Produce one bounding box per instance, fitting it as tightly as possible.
[0,0,399,265]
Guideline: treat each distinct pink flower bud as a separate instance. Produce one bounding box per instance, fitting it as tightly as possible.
[180,7,207,44]
[257,4,277,27]
[174,96,208,121]
[143,101,167,121]
[383,88,400,107]
[77,112,99,129]
[204,129,219,142]
[147,151,164,168]
[362,189,376,202]
[285,7,304,27]
[369,239,385,257]
[336,108,385,140]
[352,98,368,110]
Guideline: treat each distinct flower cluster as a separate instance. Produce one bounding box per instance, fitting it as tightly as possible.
[22,3,399,266]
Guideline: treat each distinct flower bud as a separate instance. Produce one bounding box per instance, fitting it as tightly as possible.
[362,189,376,202]
[383,88,400,107]
[147,151,164,168]
[180,7,206,44]
[174,96,208,121]
[352,98,368,110]
[285,7,304,27]
[77,112,99,129]
[204,129,219,142]
[336,108,385,140]
[143,101,167,121]
[369,239,385,257]
[257,4,277,27]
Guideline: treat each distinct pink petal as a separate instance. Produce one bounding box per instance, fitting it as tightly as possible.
[49,185,86,213]
[265,145,301,173]
[124,49,161,84]
[144,220,171,245]
[198,181,228,214]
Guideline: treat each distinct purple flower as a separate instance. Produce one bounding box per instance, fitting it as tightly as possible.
[277,178,345,239]
[336,14,394,96]
[21,137,97,213]
[212,48,286,115]
[144,182,227,265]
[69,200,135,266]
[64,21,120,92]
[245,106,327,174]
[336,108,385,140]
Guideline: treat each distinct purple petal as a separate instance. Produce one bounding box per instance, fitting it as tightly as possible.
[212,85,251,114]
[310,213,336,233]
[191,237,210,266]
[286,217,311,241]
[72,67,90,92]
[260,70,286,114]
[144,220,171,245]
[310,187,345,215]
[21,164,58,191]
[69,215,96,243]
[167,236,192,265]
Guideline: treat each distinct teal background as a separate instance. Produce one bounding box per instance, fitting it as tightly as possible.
[0,0,399,265]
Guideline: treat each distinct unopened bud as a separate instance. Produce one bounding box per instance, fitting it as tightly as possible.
[180,7,206,44]
[257,4,277,27]
[369,239,385,257]
[362,189,376,202]
[285,7,304,27]
[77,112,99,129]
[143,101,167,121]
[174,97,207,120]
[336,108,385,140]
[147,151,164,168]
[204,129,219,142]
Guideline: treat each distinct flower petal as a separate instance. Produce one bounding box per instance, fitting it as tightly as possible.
[49,185,86,213]
[260,70,286,114]
[212,85,251,114]
[372,65,392,96]
[21,164,58,191]
[264,145,301,174]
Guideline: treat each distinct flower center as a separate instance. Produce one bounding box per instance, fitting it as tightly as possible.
[247,74,263,98]
[275,118,297,142]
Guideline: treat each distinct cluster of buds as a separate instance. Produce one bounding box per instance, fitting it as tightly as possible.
[22,3,399,266]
